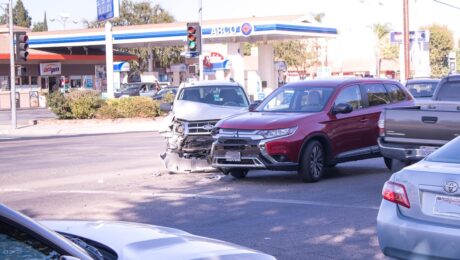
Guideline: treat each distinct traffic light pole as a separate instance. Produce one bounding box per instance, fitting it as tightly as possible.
[198,0,204,81]
[8,0,16,129]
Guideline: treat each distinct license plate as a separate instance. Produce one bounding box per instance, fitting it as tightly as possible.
[434,195,460,218]
[419,146,437,157]
[225,151,241,162]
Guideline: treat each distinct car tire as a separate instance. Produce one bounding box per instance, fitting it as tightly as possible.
[298,140,324,183]
[390,159,410,173]
[218,168,230,175]
[229,169,248,179]
[383,157,392,171]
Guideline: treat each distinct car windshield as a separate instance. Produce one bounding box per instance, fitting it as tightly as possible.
[425,137,460,164]
[177,85,249,107]
[256,86,335,112]
[120,84,141,91]
[405,81,439,98]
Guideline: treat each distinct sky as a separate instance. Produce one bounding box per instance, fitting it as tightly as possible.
[5,0,460,59]
[14,0,460,37]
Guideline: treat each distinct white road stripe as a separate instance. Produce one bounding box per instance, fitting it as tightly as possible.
[0,188,379,210]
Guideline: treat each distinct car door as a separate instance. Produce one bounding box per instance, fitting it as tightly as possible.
[359,83,392,148]
[327,84,370,158]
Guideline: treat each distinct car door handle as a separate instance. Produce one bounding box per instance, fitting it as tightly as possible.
[360,118,369,123]
[422,116,438,124]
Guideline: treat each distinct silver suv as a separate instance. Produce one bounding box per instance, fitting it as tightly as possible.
[160,80,250,173]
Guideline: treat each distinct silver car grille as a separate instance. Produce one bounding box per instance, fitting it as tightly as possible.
[184,120,219,135]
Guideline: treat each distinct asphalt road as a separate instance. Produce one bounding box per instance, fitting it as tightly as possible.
[0,132,391,260]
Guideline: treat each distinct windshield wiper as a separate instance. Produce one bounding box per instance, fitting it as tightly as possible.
[64,235,104,260]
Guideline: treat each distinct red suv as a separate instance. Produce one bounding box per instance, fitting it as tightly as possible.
[211,78,414,182]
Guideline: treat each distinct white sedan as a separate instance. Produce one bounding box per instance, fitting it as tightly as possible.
[0,204,275,260]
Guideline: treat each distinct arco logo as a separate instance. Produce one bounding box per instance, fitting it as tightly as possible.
[241,23,253,37]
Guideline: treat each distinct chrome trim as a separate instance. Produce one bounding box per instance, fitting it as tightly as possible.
[378,140,438,160]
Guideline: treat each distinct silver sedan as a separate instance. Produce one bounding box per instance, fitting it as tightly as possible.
[377,136,460,259]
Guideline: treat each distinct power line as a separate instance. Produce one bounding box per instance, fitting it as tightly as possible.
[433,0,460,10]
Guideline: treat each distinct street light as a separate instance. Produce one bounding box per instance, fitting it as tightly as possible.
[49,13,80,30]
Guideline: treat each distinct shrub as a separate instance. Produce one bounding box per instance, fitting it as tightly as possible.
[95,96,159,119]
[47,92,72,119]
[66,90,103,119]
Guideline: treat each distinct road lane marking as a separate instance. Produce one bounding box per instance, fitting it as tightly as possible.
[0,188,379,211]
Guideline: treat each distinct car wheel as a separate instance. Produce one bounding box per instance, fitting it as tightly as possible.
[229,169,248,179]
[390,159,410,173]
[218,168,230,175]
[298,140,324,183]
[383,157,392,171]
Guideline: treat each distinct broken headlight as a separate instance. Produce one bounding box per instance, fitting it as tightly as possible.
[173,121,185,134]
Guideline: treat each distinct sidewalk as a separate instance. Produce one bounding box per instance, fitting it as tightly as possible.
[0,117,166,137]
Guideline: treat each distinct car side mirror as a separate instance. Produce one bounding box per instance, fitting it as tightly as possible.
[332,103,353,115]
[160,103,172,112]
[249,100,262,111]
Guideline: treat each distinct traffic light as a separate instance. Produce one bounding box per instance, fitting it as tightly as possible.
[187,22,201,54]
[15,32,29,62]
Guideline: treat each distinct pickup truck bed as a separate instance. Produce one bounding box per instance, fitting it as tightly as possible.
[379,102,460,163]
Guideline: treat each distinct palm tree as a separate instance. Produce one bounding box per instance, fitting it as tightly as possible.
[373,23,392,77]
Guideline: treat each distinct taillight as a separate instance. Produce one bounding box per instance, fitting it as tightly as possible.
[378,112,385,137]
[382,181,411,208]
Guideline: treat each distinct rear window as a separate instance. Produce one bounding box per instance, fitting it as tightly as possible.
[425,137,460,164]
[385,84,407,102]
[435,81,460,101]
[406,82,438,98]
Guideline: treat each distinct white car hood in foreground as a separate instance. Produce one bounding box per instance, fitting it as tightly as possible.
[173,100,248,121]
[42,220,275,260]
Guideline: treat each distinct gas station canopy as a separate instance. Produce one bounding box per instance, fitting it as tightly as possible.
[28,15,337,49]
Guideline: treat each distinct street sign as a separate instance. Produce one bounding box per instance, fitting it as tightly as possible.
[390,30,430,44]
[97,0,120,21]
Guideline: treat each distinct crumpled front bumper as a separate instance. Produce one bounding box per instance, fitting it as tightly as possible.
[161,151,216,173]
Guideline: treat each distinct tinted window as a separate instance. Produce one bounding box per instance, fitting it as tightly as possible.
[178,85,249,107]
[334,85,362,110]
[425,137,460,164]
[258,86,334,112]
[436,81,460,101]
[0,220,61,259]
[406,82,438,98]
[385,84,406,102]
[362,84,391,106]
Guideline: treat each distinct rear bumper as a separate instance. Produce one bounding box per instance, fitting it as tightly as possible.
[377,200,460,260]
[211,138,298,171]
[378,137,438,163]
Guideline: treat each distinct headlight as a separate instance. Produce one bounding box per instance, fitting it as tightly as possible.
[257,127,297,139]
[173,121,184,134]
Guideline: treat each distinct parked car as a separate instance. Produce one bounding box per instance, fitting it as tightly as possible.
[0,203,276,260]
[152,86,178,100]
[404,77,440,103]
[377,136,460,259]
[211,78,414,182]
[159,80,250,173]
[114,83,157,98]
[379,74,460,171]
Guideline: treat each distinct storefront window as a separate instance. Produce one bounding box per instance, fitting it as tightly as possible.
[31,76,38,85]
[0,76,9,91]
[21,76,30,85]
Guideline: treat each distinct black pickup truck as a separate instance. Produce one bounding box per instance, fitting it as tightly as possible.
[378,74,460,171]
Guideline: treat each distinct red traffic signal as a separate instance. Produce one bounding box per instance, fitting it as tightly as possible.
[186,22,201,54]
[15,32,29,62]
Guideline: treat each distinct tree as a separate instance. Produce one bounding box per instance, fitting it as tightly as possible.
[13,0,31,27]
[85,0,182,73]
[0,0,32,27]
[423,24,454,77]
[372,23,399,77]
[32,12,48,32]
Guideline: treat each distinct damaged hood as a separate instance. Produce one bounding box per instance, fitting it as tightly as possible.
[173,100,248,121]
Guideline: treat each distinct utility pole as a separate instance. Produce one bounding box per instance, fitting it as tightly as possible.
[198,0,204,81]
[8,0,16,129]
[403,0,410,80]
